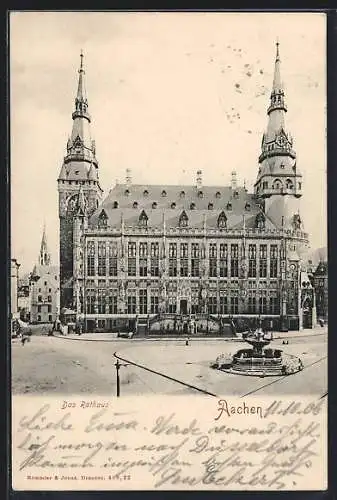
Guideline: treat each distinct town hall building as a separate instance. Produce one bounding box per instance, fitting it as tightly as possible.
[58,44,316,334]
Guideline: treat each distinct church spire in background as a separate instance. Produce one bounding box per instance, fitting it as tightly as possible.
[38,223,51,266]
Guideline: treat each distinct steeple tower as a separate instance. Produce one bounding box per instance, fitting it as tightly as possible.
[254,41,303,229]
[39,223,51,266]
[58,52,103,309]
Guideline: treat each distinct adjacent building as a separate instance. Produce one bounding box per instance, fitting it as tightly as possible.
[30,226,60,324]
[11,258,20,321]
[58,43,317,333]
[313,261,328,321]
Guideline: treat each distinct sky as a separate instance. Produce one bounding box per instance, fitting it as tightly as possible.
[10,12,327,275]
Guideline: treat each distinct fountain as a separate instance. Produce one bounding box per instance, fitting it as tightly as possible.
[212,321,303,377]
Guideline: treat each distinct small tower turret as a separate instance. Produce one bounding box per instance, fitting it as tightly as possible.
[254,41,303,229]
[38,223,51,266]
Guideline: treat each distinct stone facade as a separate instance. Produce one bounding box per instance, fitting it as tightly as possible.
[58,45,316,333]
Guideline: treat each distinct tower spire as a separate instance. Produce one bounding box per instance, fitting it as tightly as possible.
[39,223,51,266]
[73,50,90,121]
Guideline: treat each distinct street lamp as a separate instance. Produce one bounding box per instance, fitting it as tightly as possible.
[114,358,129,397]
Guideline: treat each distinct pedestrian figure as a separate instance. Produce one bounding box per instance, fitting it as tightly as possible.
[21,335,29,346]
[185,337,190,346]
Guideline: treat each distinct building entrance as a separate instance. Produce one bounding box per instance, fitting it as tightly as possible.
[180,299,188,315]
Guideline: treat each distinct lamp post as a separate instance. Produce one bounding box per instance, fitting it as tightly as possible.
[114,359,128,397]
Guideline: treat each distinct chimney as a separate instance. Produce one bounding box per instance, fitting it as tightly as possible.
[126,169,132,188]
[231,170,237,190]
[196,170,203,190]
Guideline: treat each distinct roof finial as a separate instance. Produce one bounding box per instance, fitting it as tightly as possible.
[79,49,84,72]
[276,38,280,61]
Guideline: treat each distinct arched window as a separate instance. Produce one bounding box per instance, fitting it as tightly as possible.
[152,202,157,209]
[218,211,227,228]
[208,202,214,210]
[190,202,196,210]
[255,212,265,230]
[233,190,239,199]
[286,179,294,190]
[139,210,148,227]
[179,210,188,227]
[215,191,221,199]
[226,202,232,211]
[198,191,203,198]
[124,189,130,196]
[171,202,176,209]
[272,179,282,190]
[143,189,149,197]
[180,190,185,198]
[161,190,167,197]
[133,201,138,209]
[98,209,108,228]
[113,201,118,209]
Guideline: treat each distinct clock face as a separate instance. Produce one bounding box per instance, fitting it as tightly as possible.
[289,264,296,271]
[277,136,286,147]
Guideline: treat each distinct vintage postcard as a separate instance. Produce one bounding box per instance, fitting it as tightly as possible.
[10,11,327,491]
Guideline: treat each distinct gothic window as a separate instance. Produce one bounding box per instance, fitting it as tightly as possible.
[179,210,188,227]
[98,242,107,276]
[180,243,188,277]
[208,203,214,210]
[161,190,167,197]
[272,179,282,190]
[270,244,278,278]
[133,201,138,209]
[152,202,157,209]
[255,212,265,230]
[190,202,196,210]
[230,296,239,314]
[169,243,177,277]
[230,244,239,278]
[139,242,148,277]
[226,202,232,211]
[139,210,148,227]
[87,241,95,276]
[191,243,200,277]
[108,243,118,276]
[209,243,217,277]
[219,244,228,277]
[127,293,136,314]
[128,242,136,276]
[139,289,148,314]
[208,293,217,314]
[150,295,159,314]
[218,211,227,228]
[113,201,118,209]
[259,245,267,278]
[286,179,294,190]
[108,291,118,314]
[248,244,257,278]
[219,295,228,314]
[150,243,159,276]
[248,296,256,314]
[98,210,108,228]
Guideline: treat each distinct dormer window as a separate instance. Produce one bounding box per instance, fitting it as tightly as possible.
[208,202,214,210]
[143,189,149,197]
[198,191,203,198]
[179,210,188,227]
[161,190,167,197]
[226,202,232,211]
[133,201,138,209]
[292,214,302,230]
[152,202,157,209]
[280,163,285,169]
[233,190,239,199]
[98,209,108,228]
[139,210,148,227]
[113,201,118,209]
[171,202,176,209]
[218,211,227,228]
[255,212,265,230]
[180,191,185,198]
[272,179,282,190]
[215,191,221,198]
[124,189,130,196]
[190,202,196,210]
[245,202,251,211]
